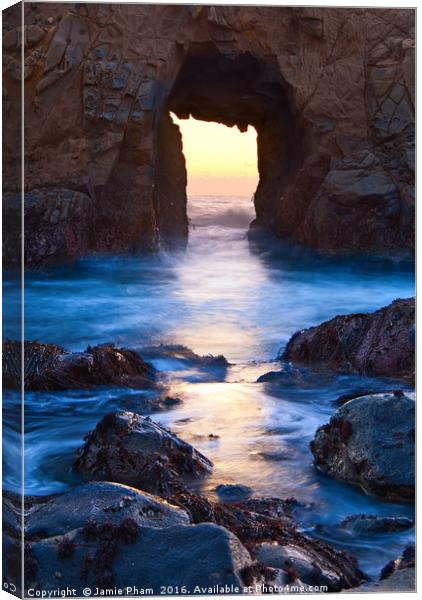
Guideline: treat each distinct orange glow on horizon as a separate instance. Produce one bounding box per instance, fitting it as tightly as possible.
[171,113,259,197]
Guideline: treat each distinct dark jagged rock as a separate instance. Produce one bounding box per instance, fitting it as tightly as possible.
[310,392,415,502]
[2,340,156,390]
[74,412,213,494]
[171,491,365,592]
[339,514,414,535]
[283,298,415,381]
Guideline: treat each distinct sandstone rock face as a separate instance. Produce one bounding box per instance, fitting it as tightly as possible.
[4,189,95,268]
[282,298,415,381]
[74,412,213,494]
[310,392,415,502]
[2,340,156,390]
[3,4,414,265]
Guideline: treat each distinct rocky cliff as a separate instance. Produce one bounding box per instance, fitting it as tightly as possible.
[3,3,415,266]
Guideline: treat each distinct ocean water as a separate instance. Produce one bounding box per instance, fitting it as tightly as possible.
[3,195,415,579]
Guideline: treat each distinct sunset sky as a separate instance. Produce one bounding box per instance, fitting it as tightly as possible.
[171,113,259,197]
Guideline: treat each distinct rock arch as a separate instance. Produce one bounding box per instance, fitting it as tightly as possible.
[3,3,414,266]
[159,42,304,243]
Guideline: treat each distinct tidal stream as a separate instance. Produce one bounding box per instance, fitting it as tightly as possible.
[3,195,415,580]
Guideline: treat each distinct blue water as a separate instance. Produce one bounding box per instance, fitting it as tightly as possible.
[2,195,415,579]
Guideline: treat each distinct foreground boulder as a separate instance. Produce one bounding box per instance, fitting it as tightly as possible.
[8,485,365,595]
[74,412,212,495]
[30,522,256,594]
[310,392,415,502]
[4,483,257,595]
[283,298,415,381]
[2,341,156,390]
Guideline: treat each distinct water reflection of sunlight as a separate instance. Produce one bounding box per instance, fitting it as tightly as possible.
[168,196,269,361]
[157,377,331,507]
[159,381,267,492]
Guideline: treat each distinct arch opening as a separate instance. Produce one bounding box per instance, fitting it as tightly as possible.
[155,43,304,247]
[171,115,258,198]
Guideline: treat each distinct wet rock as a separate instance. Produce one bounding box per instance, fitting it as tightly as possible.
[2,493,22,537]
[144,344,230,366]
[30,522,256,593]
[167,487,362,591]
[349,545,415,592]
[115,392,182,415]
[380,545,415,580]
[310,392,415,502]
[375,568,415,592]
[216,484,253,503]
[160,395,183,407]
[21,483,258,593]
[283,298,415,381]
[257,364,332,386]
[171,492,364,591]
[74,412,212,495]
[334,388,404,406]
[377,545,416,591]
[207,499,365,592]
[142,344,230,382]
[3,483,190,596]
[256,542,344,589]
[25,482,190,538]
[3,189,95,268]
[16,482,365,594]
[302,149,414,254]
[2,340,156,391]
[339,514,414,535]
